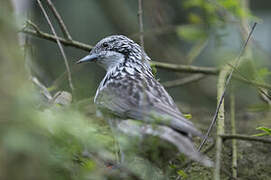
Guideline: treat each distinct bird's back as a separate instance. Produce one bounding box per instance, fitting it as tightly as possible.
[94,63,202,137]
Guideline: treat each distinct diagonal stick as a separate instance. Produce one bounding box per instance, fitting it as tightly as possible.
[45,0,72,41]
[198,22,257,151]
[36,0,74,92]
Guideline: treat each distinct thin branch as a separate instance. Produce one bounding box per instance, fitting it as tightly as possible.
[21,28,92,51]
[230,87,237,179]
[240,0,252,55]
[137,0,144,50]
[162,74,206,88]
[220,134,271,144]
[151,61,219,75]
[36,0,74,92]
[214,66,228,180]
[198,22,257,152]
[186,39,208,65]
[26,20,40,32]
[198,23,256,180]
[32,76,52,101]
[227,63,271,89]
[228,62,271,103]
[45,0,72,41]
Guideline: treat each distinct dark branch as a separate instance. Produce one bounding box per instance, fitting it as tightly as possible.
[151,61,219,75]
[221,134,271,144]
[45,0,73,41]
[162,74,206,88]
[21,28,92,51]
[137,0,144,50]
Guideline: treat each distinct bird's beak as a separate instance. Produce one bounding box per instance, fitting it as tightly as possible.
[76,53,98,64]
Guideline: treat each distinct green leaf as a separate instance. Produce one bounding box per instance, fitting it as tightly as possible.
[188,13,203,24]
[253,126,271,137]
[177,25,207,42]
[177,170,188,179]
[256,127,271,134]
[184,113,192,119]
[83,160,96,171]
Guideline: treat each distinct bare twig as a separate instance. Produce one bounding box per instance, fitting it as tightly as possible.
[21,28,92,51]
[32,76,52,101]
[236,75,271,89]
[26,20,40,32]
[137,0,144,50]
[45,0,72,41]
[220,134,271,144]
[240,0,252,53]
[227,63,271,90]
[228,61,271,103]
[198,23,256,180]
[162,74,206,88]
[151,61,219,75]
[36,0,74,92]
[186,39,208,65]
[214,66,228,180]
[230,87,237,179]
[198,22,257,152]
[240,1,271,107]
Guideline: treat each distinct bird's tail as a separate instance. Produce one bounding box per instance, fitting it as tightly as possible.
[117,120,213,167]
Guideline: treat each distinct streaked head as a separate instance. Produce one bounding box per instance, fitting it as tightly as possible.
[77,35,150,71]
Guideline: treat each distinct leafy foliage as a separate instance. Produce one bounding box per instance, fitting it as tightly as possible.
[178,0,251,44]
[183,0,250,25]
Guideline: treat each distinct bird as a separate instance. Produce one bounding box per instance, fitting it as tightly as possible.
[77,35,212,167]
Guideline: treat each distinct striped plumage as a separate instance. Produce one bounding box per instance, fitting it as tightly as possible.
[77,35,212,166]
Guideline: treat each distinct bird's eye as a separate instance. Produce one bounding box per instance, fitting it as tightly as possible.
[102,42,109,48]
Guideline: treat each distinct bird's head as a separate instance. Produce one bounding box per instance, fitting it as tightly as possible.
[77,35,151,71]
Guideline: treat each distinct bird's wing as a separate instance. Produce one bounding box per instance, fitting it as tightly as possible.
[95,72,202,137]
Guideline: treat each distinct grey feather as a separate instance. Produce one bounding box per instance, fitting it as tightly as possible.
[95,72,202,137]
